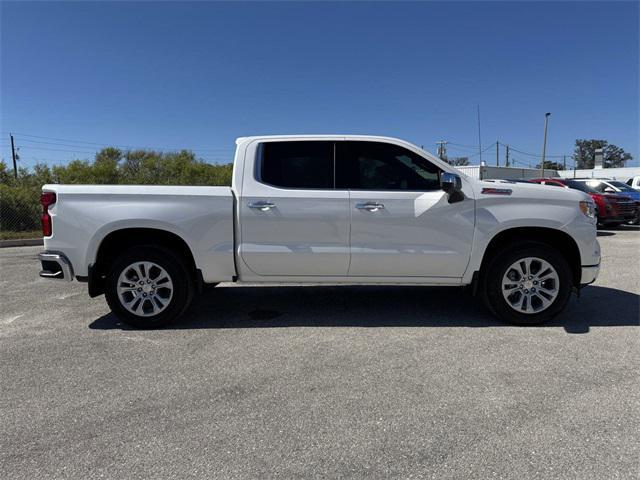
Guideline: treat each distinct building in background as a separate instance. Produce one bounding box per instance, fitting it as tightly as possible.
[455,165,559,180]
[455,164,640,182]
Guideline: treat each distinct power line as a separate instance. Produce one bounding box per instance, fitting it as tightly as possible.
[17,145,100,154]
[498,142,569,159]
[468,143,495,158]
[5,131,234,153]
[447,141,479,149]
[18,138,231,153]
[447,140,569,159]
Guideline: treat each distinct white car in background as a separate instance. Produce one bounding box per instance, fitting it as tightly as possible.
[626,176,640,191]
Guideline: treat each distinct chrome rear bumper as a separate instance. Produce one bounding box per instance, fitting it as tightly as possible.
[39,252,74,281]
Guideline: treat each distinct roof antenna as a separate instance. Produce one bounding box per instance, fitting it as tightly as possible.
[477,105,482,163]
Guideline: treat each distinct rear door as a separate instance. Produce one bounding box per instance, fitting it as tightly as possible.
[239,140,350,276]
[336,140,475,278]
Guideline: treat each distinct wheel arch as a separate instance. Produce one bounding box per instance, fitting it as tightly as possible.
[88,227,199,297]
[478,227,582,289]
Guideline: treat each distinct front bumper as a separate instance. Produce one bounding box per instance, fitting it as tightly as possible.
[580,264,600,286]
[38,251,74,281]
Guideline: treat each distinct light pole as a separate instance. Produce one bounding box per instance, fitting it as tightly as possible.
[540,112,551,177]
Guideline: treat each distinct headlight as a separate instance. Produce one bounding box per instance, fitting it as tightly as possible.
[580,200,595,218]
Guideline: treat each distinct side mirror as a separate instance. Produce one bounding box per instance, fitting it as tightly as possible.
[604,187,615,193]
[441,172,462,193]
[441,172,464,203]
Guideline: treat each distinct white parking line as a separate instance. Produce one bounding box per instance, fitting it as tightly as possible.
[0,314,23,325]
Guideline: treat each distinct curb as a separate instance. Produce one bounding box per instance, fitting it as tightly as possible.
[0,238,44,248]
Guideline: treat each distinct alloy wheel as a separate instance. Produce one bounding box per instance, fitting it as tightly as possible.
[501,257,559,314]
[116,261,174,317]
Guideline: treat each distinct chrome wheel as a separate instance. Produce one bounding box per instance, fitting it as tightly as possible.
[117,261,173,317]
[501,257,559,314]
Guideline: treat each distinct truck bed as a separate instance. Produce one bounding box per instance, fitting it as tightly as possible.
[42,184,236,283]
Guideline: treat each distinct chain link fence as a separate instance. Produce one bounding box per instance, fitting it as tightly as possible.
[0,185,42,239]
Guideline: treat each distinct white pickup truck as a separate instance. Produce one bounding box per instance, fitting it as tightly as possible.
[38,135,600,327]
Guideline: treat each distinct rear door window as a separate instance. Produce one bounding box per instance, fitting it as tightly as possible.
[257,141,334,189]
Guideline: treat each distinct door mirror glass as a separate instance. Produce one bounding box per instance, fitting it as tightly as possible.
[603,186,615,193]
[441,172,464,203]
[441,172,462,193]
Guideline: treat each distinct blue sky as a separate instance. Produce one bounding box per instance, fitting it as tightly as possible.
[1,1,638,169]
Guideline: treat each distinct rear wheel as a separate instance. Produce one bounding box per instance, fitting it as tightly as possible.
[105,245,194,328]
[482,243,572,325]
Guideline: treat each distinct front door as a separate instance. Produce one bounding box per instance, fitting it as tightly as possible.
[239,140,350,276]
[336,141,475,278]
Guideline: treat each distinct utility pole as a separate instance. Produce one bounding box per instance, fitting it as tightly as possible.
[496,141,499,166]
[505,144,510,167]
[10,133,17,179]
[477,105,482,163]
[436,140,448,162]
[540,112,551,177]
[563,155,566,171]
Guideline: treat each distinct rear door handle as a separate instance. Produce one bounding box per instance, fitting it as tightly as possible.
[248,201,276,211]
[355,202,385,212]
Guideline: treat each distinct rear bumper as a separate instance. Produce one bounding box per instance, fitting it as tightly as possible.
[580,264,600,286]
[38,251,74,281]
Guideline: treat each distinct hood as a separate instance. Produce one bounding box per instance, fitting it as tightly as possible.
[616,191,640,201]
[475,179,590,203]
[604,193,636,202]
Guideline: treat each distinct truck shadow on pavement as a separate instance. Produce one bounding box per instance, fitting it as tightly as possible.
[598,225,639,236]
[89,285,639,334]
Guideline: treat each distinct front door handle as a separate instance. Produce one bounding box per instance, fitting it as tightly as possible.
[248,201,276,211]
[355,202,385,212]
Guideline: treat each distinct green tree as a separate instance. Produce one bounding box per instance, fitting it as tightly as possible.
[573,140,633,169]
[92,147,122,184]
[0,160,14,185]
[449,156,469,166]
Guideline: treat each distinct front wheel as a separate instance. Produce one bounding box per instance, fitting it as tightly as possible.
[482,243,572,325]
[105,245,194,328]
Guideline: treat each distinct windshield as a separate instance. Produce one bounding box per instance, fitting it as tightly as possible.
[607,180,636,192]
[564,180,598,194]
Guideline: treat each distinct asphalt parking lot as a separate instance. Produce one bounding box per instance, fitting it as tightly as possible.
[1,227,638,479]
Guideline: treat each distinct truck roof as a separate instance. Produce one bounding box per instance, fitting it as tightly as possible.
[234,134,459,175]
[236,134,418,144]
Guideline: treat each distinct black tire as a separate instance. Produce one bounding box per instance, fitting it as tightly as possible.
[482,242,572,325]
[105,245,194,328]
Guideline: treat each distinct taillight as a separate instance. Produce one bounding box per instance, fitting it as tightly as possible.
[40,192,56,237]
